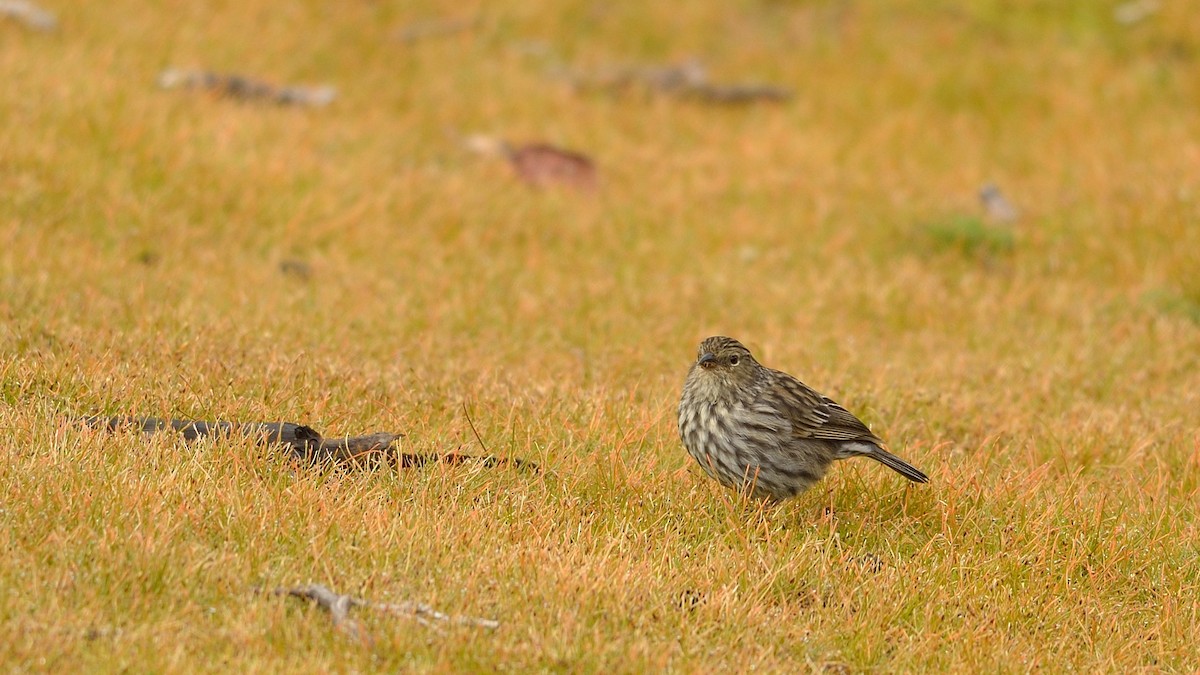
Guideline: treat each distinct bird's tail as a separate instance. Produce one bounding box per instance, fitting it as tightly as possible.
[841,443,929,483]
[870,448,928,483]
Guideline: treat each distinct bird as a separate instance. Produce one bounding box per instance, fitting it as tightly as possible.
[677,336,928,501]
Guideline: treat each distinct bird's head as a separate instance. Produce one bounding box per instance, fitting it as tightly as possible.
[687,336,762,395]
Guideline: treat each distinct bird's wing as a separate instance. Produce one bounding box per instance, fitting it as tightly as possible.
[763,370,884,444]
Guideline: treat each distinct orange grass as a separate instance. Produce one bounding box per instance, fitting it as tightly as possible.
[2,0,1200,671]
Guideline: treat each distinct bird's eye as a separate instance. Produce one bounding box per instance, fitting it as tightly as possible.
[729,355,740,366]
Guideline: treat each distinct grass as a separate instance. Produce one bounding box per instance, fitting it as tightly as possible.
[3,0,1200,671]
[919,215,1015,259]
[1143,287,1200,325]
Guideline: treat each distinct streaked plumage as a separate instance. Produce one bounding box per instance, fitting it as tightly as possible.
[678,336,928,501]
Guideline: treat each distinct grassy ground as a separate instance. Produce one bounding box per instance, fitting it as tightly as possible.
[3,0,1200,671]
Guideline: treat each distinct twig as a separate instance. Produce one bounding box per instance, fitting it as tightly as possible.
[682,82,792,104]
[275,584,372,646]
[270,584,499,645]
[157,68,336,108]
[553,58,792,105]
[372,599,500,630]
[78,415,540,472]
[393,15,478,44]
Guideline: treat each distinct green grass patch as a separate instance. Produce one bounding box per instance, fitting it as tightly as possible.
[920,215,1016,258]
[1143,287,1200,324]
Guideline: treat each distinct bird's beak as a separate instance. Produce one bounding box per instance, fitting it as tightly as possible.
[697,352,716,368]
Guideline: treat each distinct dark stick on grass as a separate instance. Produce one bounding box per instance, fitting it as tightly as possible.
[157,68,336,107]
[683,83,792,105]
[79,416,538,472]
[554,58,792,105]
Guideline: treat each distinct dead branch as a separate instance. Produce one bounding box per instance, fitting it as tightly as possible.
[554,58,792,105]
[392,15,478,44]
[682,83,792,105]
[157,68,336,107]
[79,416,538,472]
[275,584,372,646]
[270,583,499,645]
[370,598,500,630]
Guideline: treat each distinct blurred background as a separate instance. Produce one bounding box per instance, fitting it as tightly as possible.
[4,0,1196,448]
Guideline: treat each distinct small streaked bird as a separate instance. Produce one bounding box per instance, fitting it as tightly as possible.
[678,336,928,501]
